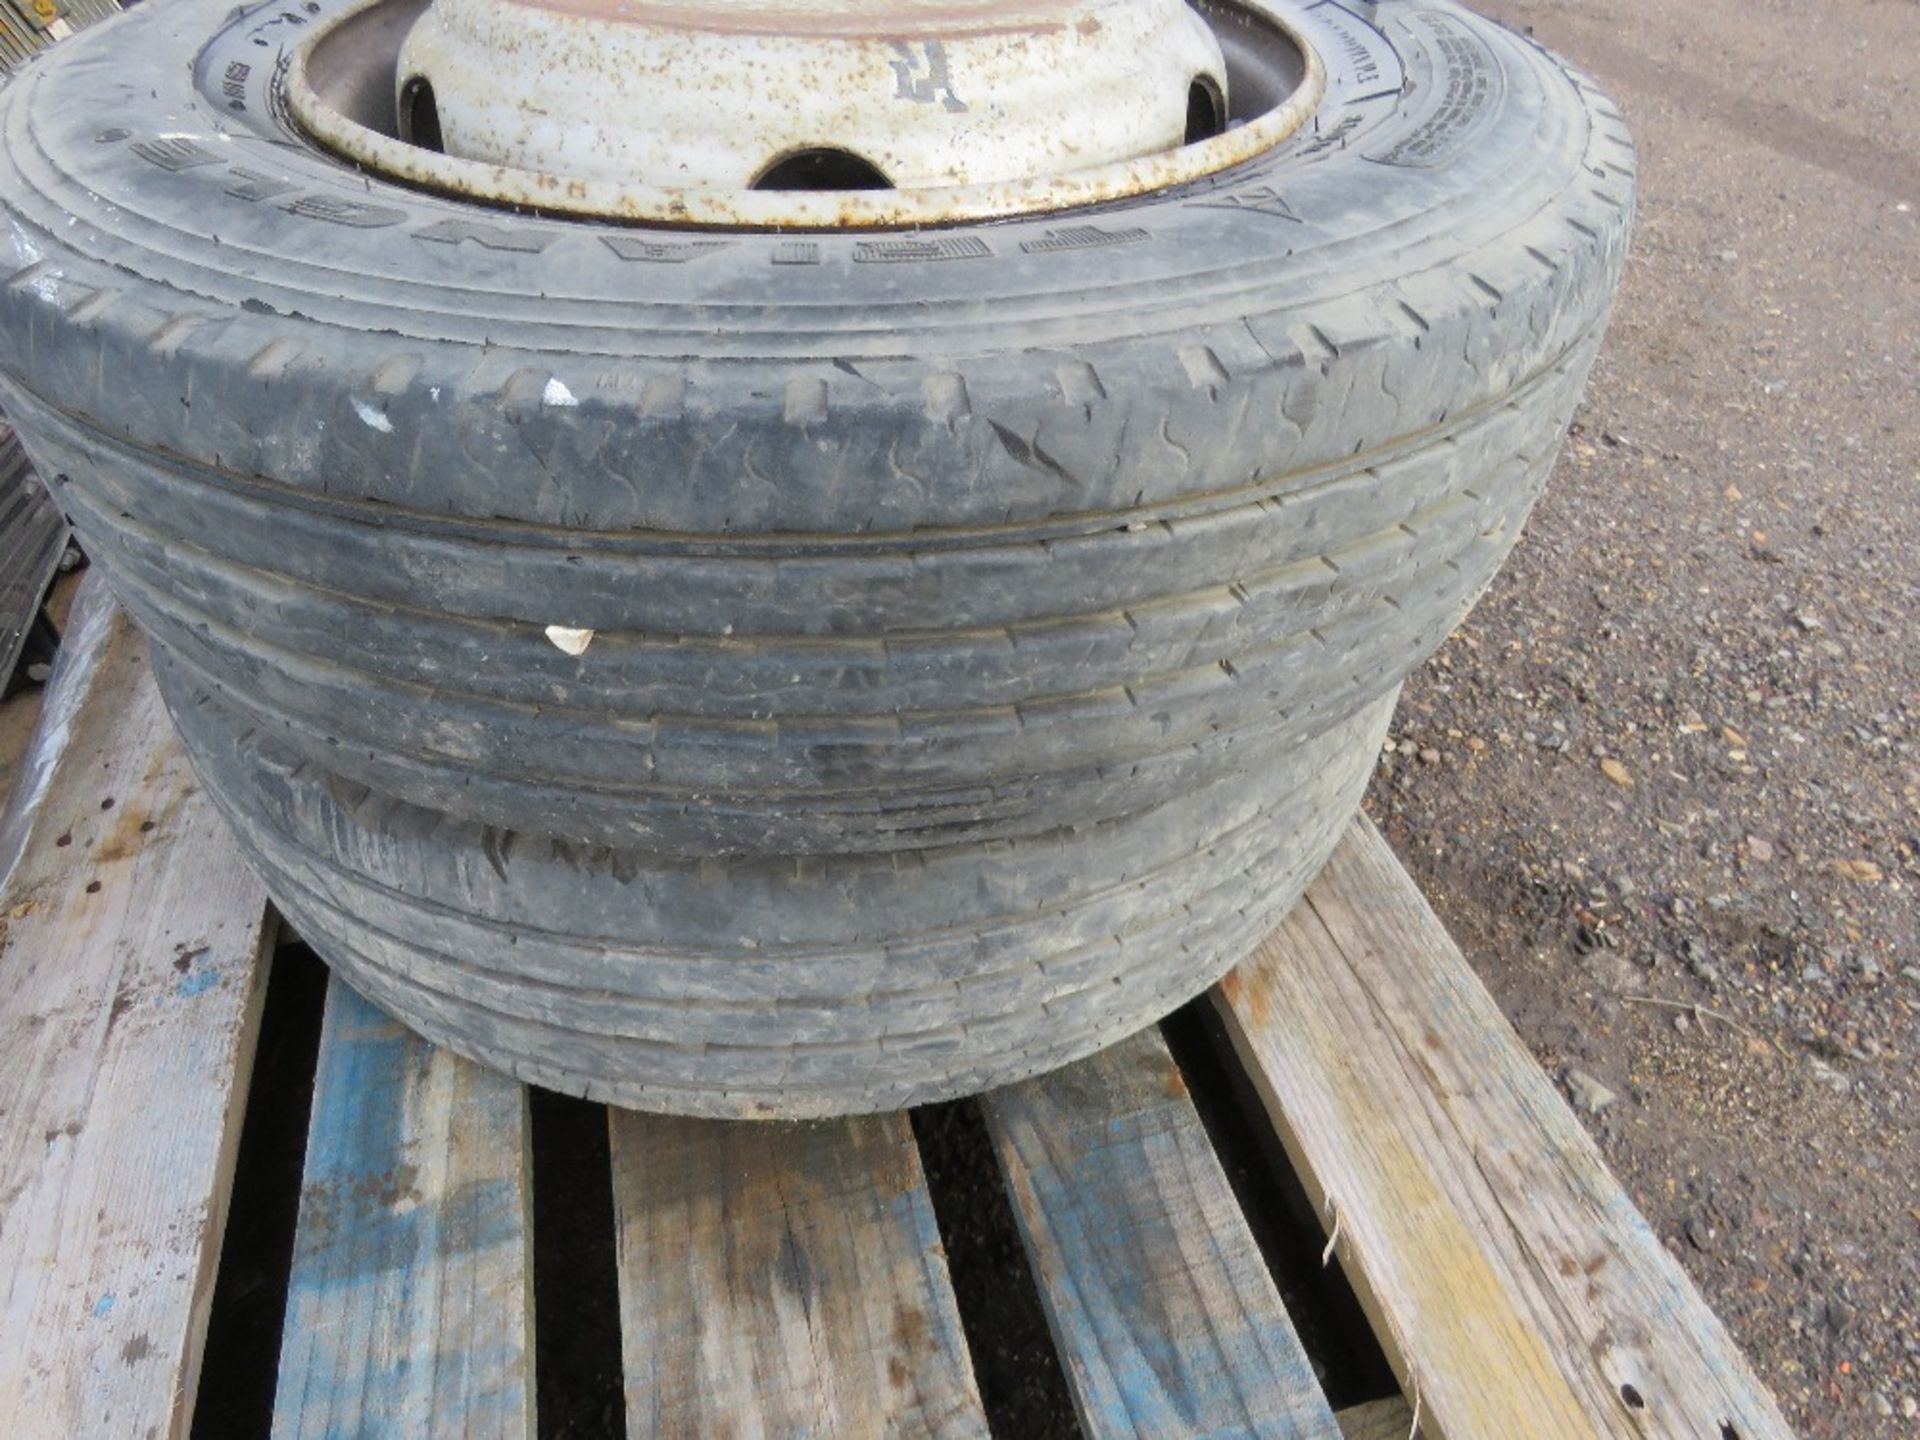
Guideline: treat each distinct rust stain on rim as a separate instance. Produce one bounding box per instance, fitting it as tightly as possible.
[286,0,1325,229]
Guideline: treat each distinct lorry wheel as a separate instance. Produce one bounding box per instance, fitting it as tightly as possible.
[0,0,1633,1111]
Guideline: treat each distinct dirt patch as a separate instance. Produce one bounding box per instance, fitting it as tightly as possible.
[1371,2,1918,1431]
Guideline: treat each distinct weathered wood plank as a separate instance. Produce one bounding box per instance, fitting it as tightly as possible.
[0,571,114,889]
[273,977,534,1440]
[0,586,273,1439]
[0,434,67,692]
[610,1107,988,1439]
[0,0,120,76]
[981,1028,1342,1439]
[1216,816,1794,1440]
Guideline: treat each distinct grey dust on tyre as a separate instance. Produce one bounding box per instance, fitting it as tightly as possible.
[0,0,1633,1116]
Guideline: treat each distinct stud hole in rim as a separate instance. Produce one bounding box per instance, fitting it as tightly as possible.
[752,148,895,192]
[397,74,442,151]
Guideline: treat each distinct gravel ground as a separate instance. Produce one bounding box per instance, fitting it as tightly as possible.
[1370,1,1919,1433]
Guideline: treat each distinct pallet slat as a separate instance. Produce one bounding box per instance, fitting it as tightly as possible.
[0,586,272,1439]
[982,1028,1343,1440]
[610,1108,988,1438]
[0,568,111,885]
[0,436,67,690]
[273,978,534,1440]
[0,0,117,75]
[1217,817,1794,1440]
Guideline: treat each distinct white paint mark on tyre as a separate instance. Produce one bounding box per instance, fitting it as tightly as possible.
[351,398,393,433]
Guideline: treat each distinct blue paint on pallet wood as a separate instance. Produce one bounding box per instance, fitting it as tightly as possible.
[272,979,533,1440]
[982,1029,1343,1440]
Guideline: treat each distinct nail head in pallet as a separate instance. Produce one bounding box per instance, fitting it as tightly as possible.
[0,585,1795,1439]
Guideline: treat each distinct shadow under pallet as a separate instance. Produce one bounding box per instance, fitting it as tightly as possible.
[0,578,1794,1439]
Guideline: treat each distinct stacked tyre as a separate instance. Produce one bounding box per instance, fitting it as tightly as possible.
[0,0,1632,1114]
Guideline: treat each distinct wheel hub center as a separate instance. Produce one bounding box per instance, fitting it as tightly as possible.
[286,0,1323,226]
[398,0,1231,192]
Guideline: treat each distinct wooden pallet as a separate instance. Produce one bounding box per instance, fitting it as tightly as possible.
[0,580,1795,1440]
[0,0,119,79]
[0,431,68,692]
